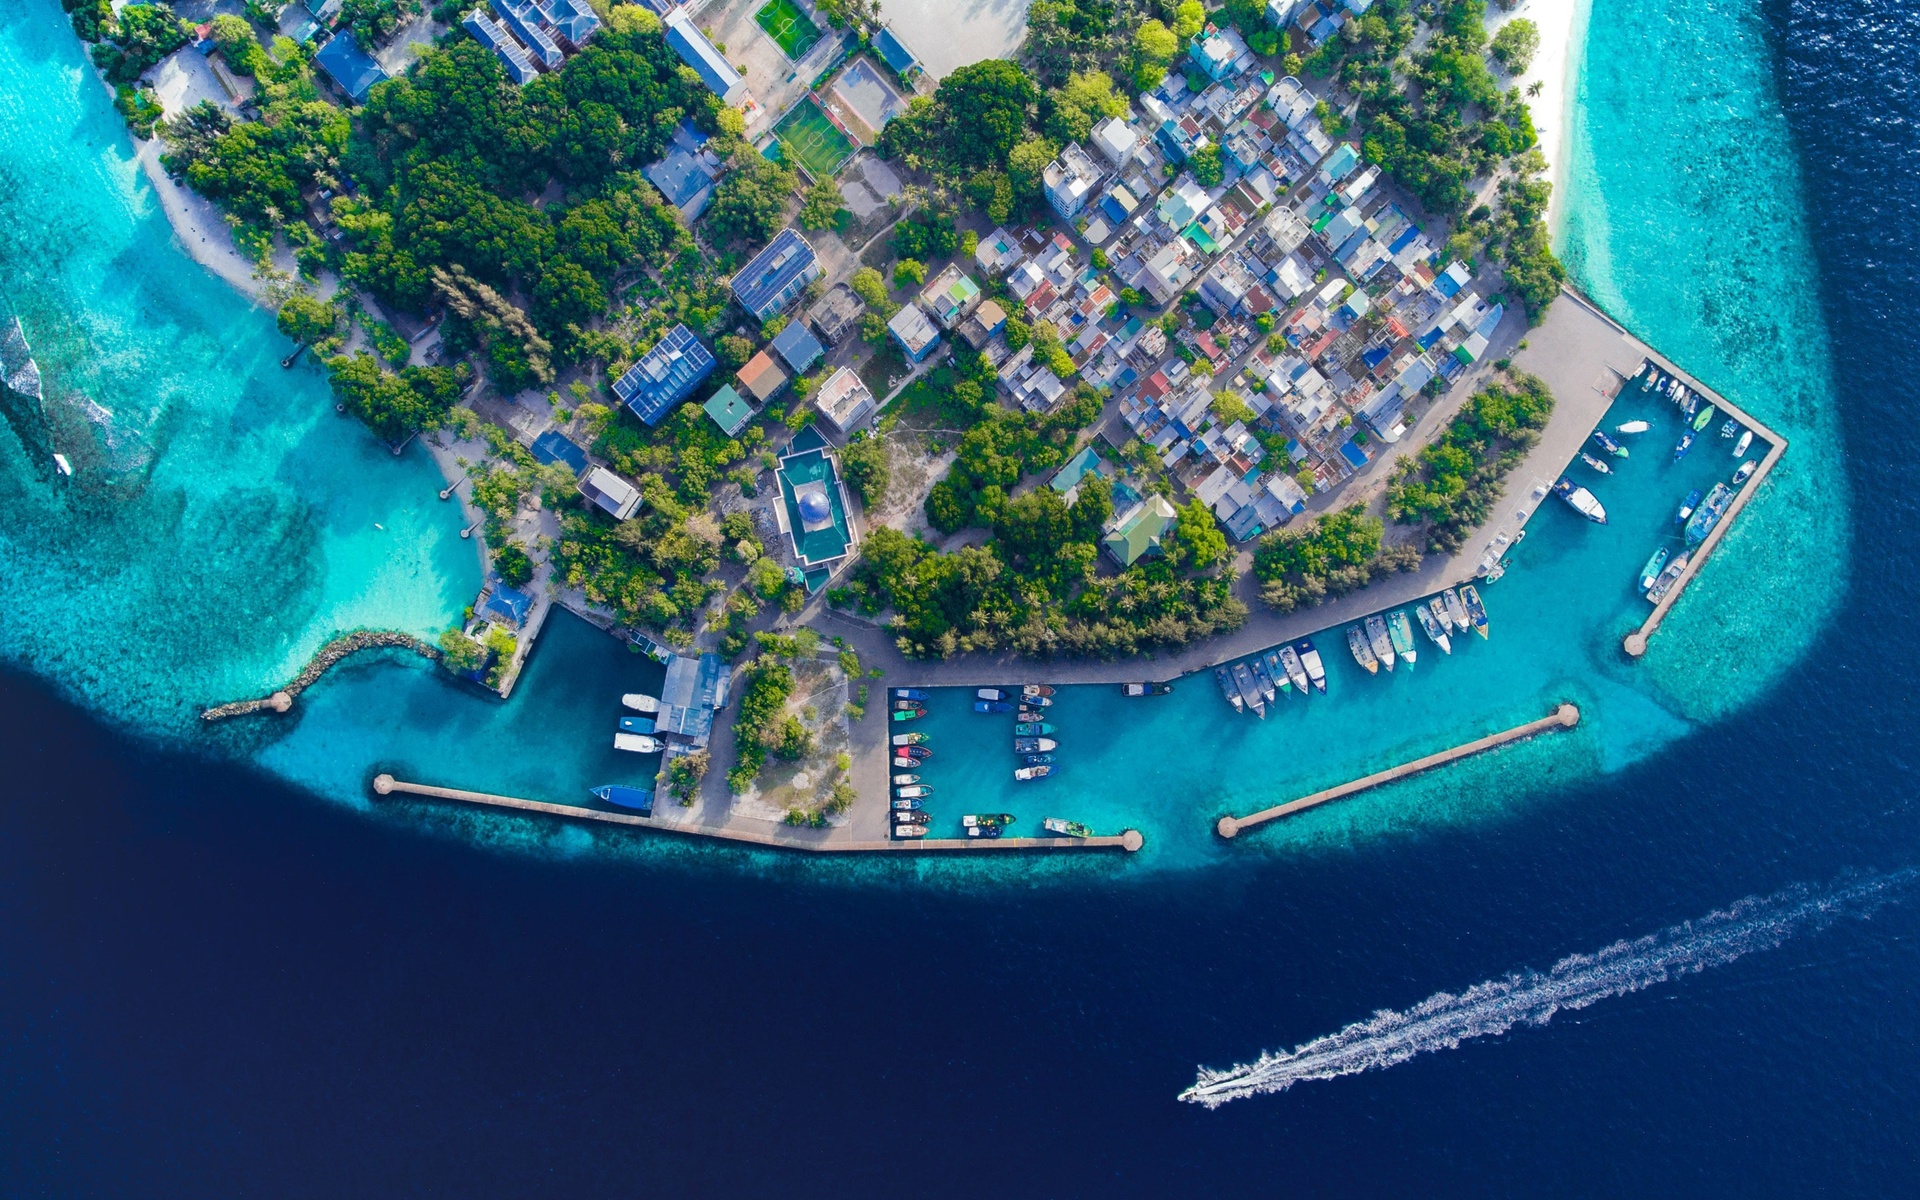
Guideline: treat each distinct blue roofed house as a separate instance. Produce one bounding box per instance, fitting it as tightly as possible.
[538,0,601,44]
[644,121,722,218]
[479,580,534,626]
[1318,142,1361,187]
[770,321,824,375]
[313,35,388,103]
[731,228,821,322]
[465,12,539,84]
[873,27,920,78]
[613,324,716,425]
[490,0,562,69]
[664,10,748,105]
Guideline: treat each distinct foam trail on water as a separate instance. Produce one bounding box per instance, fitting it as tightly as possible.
[1182,870,1916,1108]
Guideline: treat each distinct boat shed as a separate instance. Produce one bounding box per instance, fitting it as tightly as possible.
[312,35,388,103]
[613,324,716,425]
[664,10,748,105]
[731,229,822,322]
[654,651,732,749]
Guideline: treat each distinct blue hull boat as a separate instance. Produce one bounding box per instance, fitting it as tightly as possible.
[974,700,1013,713]
[592,785,654,813]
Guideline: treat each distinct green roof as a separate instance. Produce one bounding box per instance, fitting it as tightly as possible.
[703,384,754,436]
[776,445,854,568]
[1102,495,1176,567]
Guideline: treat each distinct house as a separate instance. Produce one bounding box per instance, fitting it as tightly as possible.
[490,0,562,69]
[873,27,920,78]
[1190,25,1253,82]
[1049,445,1109,501]
[1267,0,1310,25]
[807,283,866,346]
[957,299,1007,350]
[1157,176,1213,230]
[918,264,981,329]
[312,36,388,104]
[1318,142,1361,186]
[578,465,643,519]
[1136,237,1204,305]
[1043,142,1106,220]
[974,227,1022,274]
[613,324,716,425]
[1102,495,1178,567]
[464,12,539,85]
[773,426,858,586]
[812,366,876,435]
[731,228,821,322]
[888,303,941,361]
[1089,116,1139,167]
[735,350,789,406]
[644,121,721,218]
[770,321,824,375]
[703,383,754,436]
[664,10,747,104]
[538,0,600,44]
[479,580,534,627]
[1263,205,1311,255]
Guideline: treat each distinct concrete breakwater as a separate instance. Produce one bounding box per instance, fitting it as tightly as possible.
[201,631,440,721]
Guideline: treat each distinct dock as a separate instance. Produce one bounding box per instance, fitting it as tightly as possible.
[372,775,1143,853]
[1215,703,1579,837]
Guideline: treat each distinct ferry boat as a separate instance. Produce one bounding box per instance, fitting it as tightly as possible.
[618,715,655,735]
[964,813,1015,829]
[1021,753,1054,766]
[1460,585,1490,638]
[892,688,929,701]
[1013,722,1056,736]
[893,823,928,840]
[891,732,929,746]
[976,688,1007,701]
[1214,666,1243,712]
[1442,588,1471,633]
[1248,657,1278,704]
[1647,552,1691,603]
[1732,430,1753,457]
[1616,420,1651,434]
[1685,483,1734,546]
[1639,547,1671,593]
[1014,765,1053,781]
[614,732,662,753]
[1552,478,1608,523]
[591,785,654,813]
[971,700,1012,713]
[1043,818,1094,838]
[1732,460,1757,485]
[1365,614,1396,670]
[1387,610,1418,667]
[1296,639,1328,693]
[1121,681,1174,697]
[1347,625,1379,673]
[621,693,660,713]
[1022,685,1055,698]
[1417,602,1452,654]
[891,773,921,786]
[894,785,932,799]
[1580,452,1613,475]
[1278,644,1311,693]
[1676,489,1702,523]
[1014,736,1058,754]
[892,708,925,722]
[1693,403,1717,432]
[1674,430,1696,461]
[1231,661,1266,717]
[1591,430,1629,458]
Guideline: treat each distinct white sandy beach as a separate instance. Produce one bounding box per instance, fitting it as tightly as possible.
[1488,0,1590,223]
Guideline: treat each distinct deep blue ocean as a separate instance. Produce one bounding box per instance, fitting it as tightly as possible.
[5,0,1920,1193]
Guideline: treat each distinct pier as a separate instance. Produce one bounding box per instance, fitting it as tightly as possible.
[373,775,1143,853]
[1215,703,1579,837]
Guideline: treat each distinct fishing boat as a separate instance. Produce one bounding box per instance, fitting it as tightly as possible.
[1646,552,1691,603]
[898,743,931,759]
[891,773,921,786]
[1616,420,1651,434]
[1676,489,1702,523]
[1347,625,1379,674]
[1580,451,1613,475]
[1591,430,1629,458]
[1257,650,1289,696]
[1638,547,1670,593]
[1013,722,1056,736]
[1043,818,1094,838]
[591,785,654,812]
[1231,662,1266,717]
[621,693,660,714]
[1685,483,1734,546]
[1248,657,1278,704]
[966,823,1002,839]
[1674,430,1696,461]
[613,732,662,753]
[1732,460,1757,485]
[1426,597,1454,645]
[891,732,930,747]
[618,715,656,734]
[1460,585,1490,638]
[894,785,932,799]
[892,687,929,701]
[1021,685,1055,699]
[976,688,1007,701]
[964,813,1015,829]
[1278,644,1311,694]
[891,755,923,769]
[1021,753,1055,766]
[1214,666,1243,712]
[895,811,931,825]
[1416,602,1452,654]
[1121,682,1174,697]
[1693,403,1716,432]
[1441,588,1469,634]
[1297,638,1328,693]
[892,708,925,722]
[1733,430,1753,457]
[1552,478,1608,523]
[1678,385,1695,414]
[892,699,925,711]
[1018,694,1052,708]
[972,700,1012,714]
[1014,765,1053,782]
[891,797,924,811]
[892,824,928,840]
[1365,614,1396,671]
[1014,736,1058,754]
[1387,610,1418,667]
[1016,706,1049,721]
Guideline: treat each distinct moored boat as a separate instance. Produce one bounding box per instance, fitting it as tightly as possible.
[618,715,656,734]
[1214,666,1243,712]
[892,699,924,711]
[1591,430,1629,458]
[1646,551,1691,603]
[891,773,921,786]
[1732,460,1757,485]
[1693,403,1716,431]
[893,824,928,840]
[892,708,925,722]
[891,732,929,747]
[891,755,925,769]
[1460,585,1489,638]
[1263,650,1292,695]
[891,797,924,811]
[1278,644,1311,693]
[1387,610,1417,667]
[1013,722,1056,736]
[1638,546,1670,593]
[614,732,662,753]
[591,785,654,812]
[1674,430,1696,461]
[1347,625,1379,674]
[1428,597,1455,645]
[1297,638,1327,693]
[621,693,660,714]
[892,687,928,701]
[1416,602,1452,654]
[965,824,1002,839]
[1616,419,1651,434]
[1552,478,1608,523]
[1720,419,1738,439]
[1676,488,1702,523]
[1732,430,1752,457]
[976,688,1007,701]
[1021,753,1054,766]
[1021,685,1055,698]
[964,813,1015,829]
[894,811,931,826]
[972,700,1012,713]
[1018,694,1052,707]
[1442,588,1471,633]
[1121,681,1174,697]
[1580,451,1612,475]
[1014,765,1053,781]
[1043,818,1094,838]
[1231,661,1266,717]
[1248,657,1278,703]
[1685,483,1734,546]
[894,785,932,799]
[1014,736,1058,754]
[1365,614,1396,670]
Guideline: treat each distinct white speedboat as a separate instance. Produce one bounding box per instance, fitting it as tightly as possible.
[621,693,660,714]
[614,732,662,753]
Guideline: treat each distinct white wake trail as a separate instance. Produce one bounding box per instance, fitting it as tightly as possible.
[1182,870,1916,1109]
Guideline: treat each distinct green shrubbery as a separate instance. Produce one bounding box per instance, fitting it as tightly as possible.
[1253,506,1421,612]
[1387,370,1554,552]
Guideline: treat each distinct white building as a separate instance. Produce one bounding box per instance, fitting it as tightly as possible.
[1043,142,1106,220]
[812,366,877,436]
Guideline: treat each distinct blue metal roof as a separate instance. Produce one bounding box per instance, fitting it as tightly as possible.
[481,581,533,625]
[644,146,717,210]
[530,429,588,474]
[770,321,824,374]
[731,228,819,321]
[665,12,742,98]
[873,28,918,74]
[313,35,388,103]
[613,324,716,426]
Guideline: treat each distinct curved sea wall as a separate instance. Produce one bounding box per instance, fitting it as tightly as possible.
[202,630,441,721]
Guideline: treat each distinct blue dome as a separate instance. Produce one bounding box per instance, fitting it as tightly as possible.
[798,490,832,523]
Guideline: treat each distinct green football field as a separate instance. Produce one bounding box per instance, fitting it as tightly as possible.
[773,96,857,179]
[754,0,821,60]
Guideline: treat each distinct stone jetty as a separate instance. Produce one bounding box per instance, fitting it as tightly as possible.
[201,631,440,721]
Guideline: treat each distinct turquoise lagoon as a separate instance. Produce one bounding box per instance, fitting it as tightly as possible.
[0,0,1846,879]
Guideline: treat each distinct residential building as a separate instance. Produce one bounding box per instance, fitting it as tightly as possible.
[613,324,715,425]
[1043,142,1106,219]
[578,465,643,519]
[1102,495,1178,567]
[490,0,561,69]
[703,383,753,436]
[1157,176,1213,230]
[1089,116,1139,167]
[770,321,824,375]
[806,283,866,346]
[730,228,820,321]
[538,0,600,44]
[664,10,747,104]
[773,426,858,587]
[1319,142,1361,186]
[644,121,721,218]
[918,264,981,328]
[974,227,1022,274]
[735,350,788,406]
[888,304,941,361]
[1135,236,1204,305]
[812,366,876,436]
[1190,25,1253,81]
[312,36,388,103]
[464,12,538,85]
[957,299,1007,350]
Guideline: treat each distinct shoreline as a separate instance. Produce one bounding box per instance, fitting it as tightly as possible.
[1488,0,1590,225]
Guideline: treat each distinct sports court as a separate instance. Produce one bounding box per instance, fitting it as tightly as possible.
[772,95,858,179]
[753,0,822,60]
[828,57,910,137]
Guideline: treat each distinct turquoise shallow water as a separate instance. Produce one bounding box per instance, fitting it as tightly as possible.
[0,0,1846,880]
